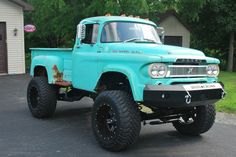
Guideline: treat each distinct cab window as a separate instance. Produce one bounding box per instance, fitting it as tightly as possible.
[82,24,99,44]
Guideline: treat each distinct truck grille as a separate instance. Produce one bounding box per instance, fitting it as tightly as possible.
[175,59,207,65]
[167,65,207,77]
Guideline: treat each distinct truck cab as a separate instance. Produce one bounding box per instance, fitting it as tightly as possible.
[27,16,225,152]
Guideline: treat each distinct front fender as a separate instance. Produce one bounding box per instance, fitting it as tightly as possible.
[30,55,64,84]
[102,64,144,101]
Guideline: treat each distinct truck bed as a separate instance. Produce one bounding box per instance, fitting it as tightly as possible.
[30,48,73,84]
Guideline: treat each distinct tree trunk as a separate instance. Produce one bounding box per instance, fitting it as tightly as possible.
[227,32,234,72]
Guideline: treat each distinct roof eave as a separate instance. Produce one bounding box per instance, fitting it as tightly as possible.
[8,0,34,11]
[157,10,192,32]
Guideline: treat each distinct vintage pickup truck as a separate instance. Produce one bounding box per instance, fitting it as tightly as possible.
[27,16,225,151]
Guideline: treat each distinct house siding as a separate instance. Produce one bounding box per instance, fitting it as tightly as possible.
[0,0,25,74]
[159,15,190,48]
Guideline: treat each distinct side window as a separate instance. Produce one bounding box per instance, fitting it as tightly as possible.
[82,24,99,44]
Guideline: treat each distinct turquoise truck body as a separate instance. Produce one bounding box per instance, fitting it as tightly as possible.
[30,16,220,102]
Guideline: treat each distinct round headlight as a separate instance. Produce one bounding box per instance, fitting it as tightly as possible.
[206,65,219,77]
[148,63,167,78]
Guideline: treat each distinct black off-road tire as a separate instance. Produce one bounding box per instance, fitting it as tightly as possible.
[27,77,57,118]
[173,104,216,136]
[92,90,141,151]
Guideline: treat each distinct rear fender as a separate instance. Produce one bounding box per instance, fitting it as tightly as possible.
[30,56,63,84]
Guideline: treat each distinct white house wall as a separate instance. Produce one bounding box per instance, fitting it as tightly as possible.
[159,16,190,48]
[0,0,25,74]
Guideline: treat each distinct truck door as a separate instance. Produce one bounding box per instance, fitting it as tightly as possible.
[72,23,99,91]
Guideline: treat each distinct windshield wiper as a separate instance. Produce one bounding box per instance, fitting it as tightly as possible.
[143,38,159,44]
[123,38,142,43]
[123,38,159,44]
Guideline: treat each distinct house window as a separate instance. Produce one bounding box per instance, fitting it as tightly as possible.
[164,36,183,46]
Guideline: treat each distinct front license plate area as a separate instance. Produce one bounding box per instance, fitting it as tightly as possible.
[183,83,222,91]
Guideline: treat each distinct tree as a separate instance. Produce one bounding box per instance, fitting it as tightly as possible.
[184,0,236,71]
[185,3,228,70]
[24,0,150,49]
[24,0,235,72]
[210,0,236,72]
[177,0,207,21]
[84,0,149,16]
[25,0,75,48]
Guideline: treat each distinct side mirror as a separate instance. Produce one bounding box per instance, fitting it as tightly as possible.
[77,24,86,40]
[157,27,165,44]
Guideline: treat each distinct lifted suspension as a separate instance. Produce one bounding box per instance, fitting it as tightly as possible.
[139,104,195,125]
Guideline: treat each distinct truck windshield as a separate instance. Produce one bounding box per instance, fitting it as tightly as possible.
[101,22,161,44]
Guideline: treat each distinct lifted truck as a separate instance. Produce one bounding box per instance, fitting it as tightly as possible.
[27,16,225,151]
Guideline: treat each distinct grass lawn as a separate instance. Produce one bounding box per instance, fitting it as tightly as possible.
[217,71,236,114]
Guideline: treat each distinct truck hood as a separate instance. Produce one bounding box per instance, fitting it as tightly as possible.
[102,43,219,63]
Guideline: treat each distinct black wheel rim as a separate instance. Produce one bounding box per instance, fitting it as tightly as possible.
[95,104,117,139]
[29,86,39,108]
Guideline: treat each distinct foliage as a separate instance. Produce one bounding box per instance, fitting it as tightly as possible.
[26,0,185,49]
[24,0,207,49]
[146,0,169,22]
[211,0,236,33]
[210,0,236,72]
[25,52,31,73]
[88,0,149,15]
[177,0,207,21]
[24,0,236,71]
[25,0,73,48]
[25,0,151,50]
[184,0,236,71]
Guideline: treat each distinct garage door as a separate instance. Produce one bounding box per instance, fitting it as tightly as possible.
[164,36,183,47]
[0,22,7,74]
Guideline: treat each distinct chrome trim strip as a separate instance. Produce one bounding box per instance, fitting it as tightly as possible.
[166,74,207,78]
[168,65,207,68]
